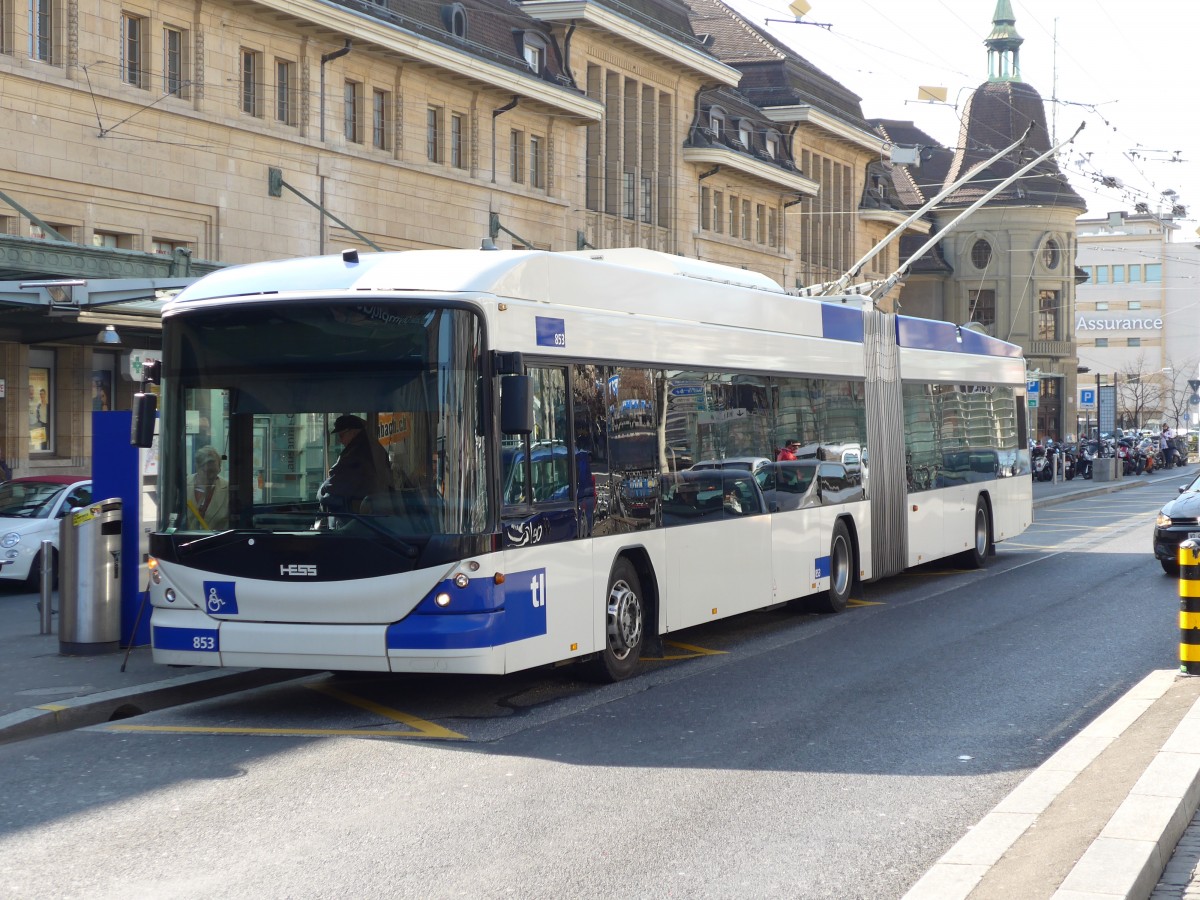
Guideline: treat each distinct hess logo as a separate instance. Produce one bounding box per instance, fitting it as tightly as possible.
[280,564,318,577]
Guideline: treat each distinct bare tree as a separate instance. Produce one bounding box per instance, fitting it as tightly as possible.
[1162,355,1200,431]
[1117,354,1164,430]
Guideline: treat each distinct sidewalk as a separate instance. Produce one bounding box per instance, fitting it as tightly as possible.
[0,588,296,745]
[1,463,1197,900]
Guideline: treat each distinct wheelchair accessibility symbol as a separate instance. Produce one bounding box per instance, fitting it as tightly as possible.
[202,581,239,615]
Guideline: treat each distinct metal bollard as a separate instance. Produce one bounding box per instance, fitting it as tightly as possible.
[38,539,53,635]
[1180,540,1200,675]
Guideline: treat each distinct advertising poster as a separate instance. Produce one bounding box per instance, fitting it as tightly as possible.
[28,368,50,452]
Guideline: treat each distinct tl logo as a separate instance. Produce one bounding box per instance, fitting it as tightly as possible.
[529,571,547,608]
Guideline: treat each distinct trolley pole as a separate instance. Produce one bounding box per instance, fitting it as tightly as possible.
[1180,540,1200,675]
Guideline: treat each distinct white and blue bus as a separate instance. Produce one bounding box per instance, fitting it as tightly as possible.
[139,247,1031,680]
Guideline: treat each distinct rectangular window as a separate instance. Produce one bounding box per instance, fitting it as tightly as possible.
[756,204,765,243]
[510,130,524,183]
[768,208,778,248]
[741,200,751,240]
[29,0,52,62]
[274,60,294,124]
[343,81,361,143]
[1127,337,1141,348]
[1037,289,1059,341]
[1128,300,1141,310]
[1112,264,1125,283]
[967,289,996,326]
[728,195,738,237]
[1128,264,1141,282]
[1095,338,1109,348]
[1094,266,1109,284]
[641,176,652,224]
[1095,301,1108,311]
[164,27,187,97]
[622,172,635,219]
[120,13,144,86]
[713,192,724,235]
[450,113,465,169]
[529,134,544,189]
[700,186,711,231]
[426,107,442,163]
[1145,264,1162,282]
[1080,266,1092,283]
[92,230,134,249]
[29,349,54,454]
[152,238,190,255]
[241,49,261,116]
[372,89,389,150]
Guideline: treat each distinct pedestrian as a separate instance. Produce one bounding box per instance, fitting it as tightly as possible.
[1161,423,1177,468]
[777,439,801,462]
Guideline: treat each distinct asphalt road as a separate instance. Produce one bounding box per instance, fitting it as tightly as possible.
[0,482,1183,899]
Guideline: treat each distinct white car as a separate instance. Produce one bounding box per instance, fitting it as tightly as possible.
[0,477,93,589]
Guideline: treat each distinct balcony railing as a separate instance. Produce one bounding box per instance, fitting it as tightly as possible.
[1027,340,1074,358]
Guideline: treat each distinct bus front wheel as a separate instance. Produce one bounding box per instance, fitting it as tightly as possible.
[585,558,645,682]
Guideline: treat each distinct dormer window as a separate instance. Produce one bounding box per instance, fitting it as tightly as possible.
[737,121,751,148]
[441,3,467,38]
[709,108,725,137]
[522,34,547,73]
[764,133,779,159]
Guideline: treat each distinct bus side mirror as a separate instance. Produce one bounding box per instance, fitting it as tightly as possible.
[131,393,158,447]
[500,375,533,435]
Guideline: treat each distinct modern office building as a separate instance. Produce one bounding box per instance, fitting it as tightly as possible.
[1076,212,1200,432]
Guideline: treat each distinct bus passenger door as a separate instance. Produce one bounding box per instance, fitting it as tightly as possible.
[501,365,593,672]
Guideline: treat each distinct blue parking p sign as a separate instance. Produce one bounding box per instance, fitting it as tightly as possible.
[1027,380,1040,394]
[1080,388,1096,410]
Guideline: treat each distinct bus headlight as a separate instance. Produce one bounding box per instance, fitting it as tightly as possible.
[453,573,470,589]
[1,532,20,548]
[434,592,452,608]
[164,588,177,603]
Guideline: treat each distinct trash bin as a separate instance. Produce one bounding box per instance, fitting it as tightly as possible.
[58,498,122,655]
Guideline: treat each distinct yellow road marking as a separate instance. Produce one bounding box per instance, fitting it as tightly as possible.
[35,704,69,712]
[643,640,729,661]
[106,724,459,739]
[848,598,885,607]
[307,684,466,739]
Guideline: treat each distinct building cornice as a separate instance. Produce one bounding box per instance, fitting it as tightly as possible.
[763,105,885,153]
[254,0,603,120]
[520,0,741,85]
[682,147,819,194]
[859,209,931,233]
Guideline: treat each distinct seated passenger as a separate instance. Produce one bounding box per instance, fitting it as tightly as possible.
[186,446,229,530]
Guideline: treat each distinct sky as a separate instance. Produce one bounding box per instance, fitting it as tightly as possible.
[722,0,1199,233]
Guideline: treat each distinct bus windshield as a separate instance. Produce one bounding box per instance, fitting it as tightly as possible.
[159,301,488,539]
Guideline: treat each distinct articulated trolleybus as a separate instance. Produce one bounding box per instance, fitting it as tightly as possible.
[139,247,1031,681]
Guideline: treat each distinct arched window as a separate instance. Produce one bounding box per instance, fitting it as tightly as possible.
[441,3,467,38]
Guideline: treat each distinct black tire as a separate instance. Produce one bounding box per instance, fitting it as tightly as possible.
[584,557,645,682]
[813,520,853,614]
[1162,558,1181,577]
[958,498,991,569]
[25,548,57,593]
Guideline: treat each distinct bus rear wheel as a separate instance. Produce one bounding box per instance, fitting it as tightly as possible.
[814,520,853,614]
[957,498,990,569]
[585,558,644,683]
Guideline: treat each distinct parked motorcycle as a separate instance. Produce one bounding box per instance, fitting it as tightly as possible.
[1031,443,1049,481]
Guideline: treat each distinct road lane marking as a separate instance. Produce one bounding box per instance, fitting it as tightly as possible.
[848,598,885,607]
[106,724,462,739]
[307,684,466,739]
[644,640,729,661]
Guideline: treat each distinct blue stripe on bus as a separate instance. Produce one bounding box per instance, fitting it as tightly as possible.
[896,316,1022,358]
[820,304,864,343]
[153,625,219,652]
[386,568,548,650]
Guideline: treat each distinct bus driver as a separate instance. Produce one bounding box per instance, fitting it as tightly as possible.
[320,414,393,513]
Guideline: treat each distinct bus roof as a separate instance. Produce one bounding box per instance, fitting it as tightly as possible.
[169,248,1023,361]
